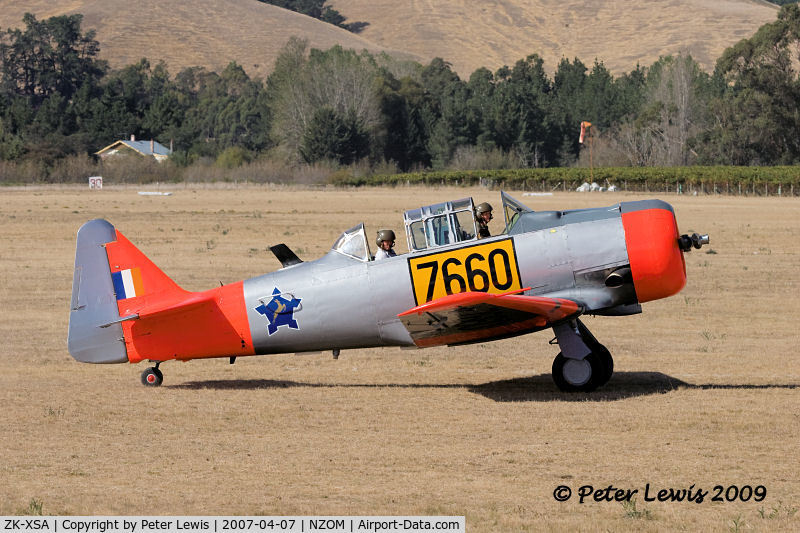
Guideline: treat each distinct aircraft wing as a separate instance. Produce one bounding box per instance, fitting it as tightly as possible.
[398,290,583,347]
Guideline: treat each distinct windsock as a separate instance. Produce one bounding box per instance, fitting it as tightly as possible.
[579,121,592,144]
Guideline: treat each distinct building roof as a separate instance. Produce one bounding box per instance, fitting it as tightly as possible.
[95,139,172,157]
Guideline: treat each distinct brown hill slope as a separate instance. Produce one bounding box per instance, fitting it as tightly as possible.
[330,0,779,75]
[0,0,412,80]
[0,1,780,80]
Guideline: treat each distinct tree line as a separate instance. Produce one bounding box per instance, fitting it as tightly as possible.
[1,6,800,178]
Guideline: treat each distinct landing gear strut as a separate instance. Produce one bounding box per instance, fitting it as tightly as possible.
[141,362,163,387]
[551,319,613,392]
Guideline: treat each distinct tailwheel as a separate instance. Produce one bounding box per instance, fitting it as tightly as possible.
[141,366,163,387]
[552,352,604,393]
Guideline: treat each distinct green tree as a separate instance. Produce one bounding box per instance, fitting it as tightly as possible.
[418,58,470,167]
[0,116,24,160]
[254,1,367,32]
[466,67,497,150]
[267,40,380,162]
[169,62,271,157]
[551,58,589,163]
[0,13,108,160]
[622,55,710,166]
[491,54,555,167]
[373,72,432,170]
[215,146,252,168]
[696,4,800,164]
[300,106,369,164]
[0,13,106,104]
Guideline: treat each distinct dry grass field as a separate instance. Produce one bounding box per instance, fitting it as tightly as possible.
[0,185,798,531]
[0,1,778,78]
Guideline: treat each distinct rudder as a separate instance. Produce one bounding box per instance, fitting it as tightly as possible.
[68,219,129,363]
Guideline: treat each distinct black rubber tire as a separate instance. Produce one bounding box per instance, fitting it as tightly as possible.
[141,367,163,387]
[593,345,614,387]
[552,352,603,393]
[574,320,614,387]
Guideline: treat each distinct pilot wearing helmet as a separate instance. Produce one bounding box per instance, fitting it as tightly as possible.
[475,202,493,239]
[374,229,397,260]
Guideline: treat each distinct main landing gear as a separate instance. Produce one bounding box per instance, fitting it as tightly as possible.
[141,362,163,387]
[551,319,613,392]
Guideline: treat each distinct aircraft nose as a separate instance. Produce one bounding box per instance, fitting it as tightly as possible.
[620,201,687,303]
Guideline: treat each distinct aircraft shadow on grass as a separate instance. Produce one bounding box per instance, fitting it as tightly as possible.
[169,372,798,402]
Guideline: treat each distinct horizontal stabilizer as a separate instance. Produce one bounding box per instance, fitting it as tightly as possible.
[122,285,254,363]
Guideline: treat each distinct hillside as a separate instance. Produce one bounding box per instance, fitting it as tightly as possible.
[0,1,782,80]
[0,0,412,80]
[330,0,779,75]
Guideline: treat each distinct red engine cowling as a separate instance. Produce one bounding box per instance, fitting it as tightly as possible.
[620,201,687,304]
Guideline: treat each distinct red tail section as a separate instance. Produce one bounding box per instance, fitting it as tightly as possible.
[105,230,255,364]
[106,230,187,315]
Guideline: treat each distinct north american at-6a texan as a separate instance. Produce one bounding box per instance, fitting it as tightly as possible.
[68,193,708,391]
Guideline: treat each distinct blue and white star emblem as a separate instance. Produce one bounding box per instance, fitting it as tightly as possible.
[255,287,301,335]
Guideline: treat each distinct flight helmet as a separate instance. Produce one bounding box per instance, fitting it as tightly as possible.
[376,229,396,247]
[476,202,493,219]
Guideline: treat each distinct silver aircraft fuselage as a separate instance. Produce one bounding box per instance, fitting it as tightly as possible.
[242,201,644,354]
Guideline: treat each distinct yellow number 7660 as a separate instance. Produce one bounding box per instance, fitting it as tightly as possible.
[407,238,522,304]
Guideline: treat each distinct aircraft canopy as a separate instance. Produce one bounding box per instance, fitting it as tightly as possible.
[331,223,371,262]
[500,191,534,234]
[403,197,478,252]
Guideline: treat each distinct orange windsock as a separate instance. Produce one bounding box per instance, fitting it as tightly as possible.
[579,121,592,144]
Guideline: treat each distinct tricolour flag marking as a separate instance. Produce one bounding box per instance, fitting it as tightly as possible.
[111,268,143,300]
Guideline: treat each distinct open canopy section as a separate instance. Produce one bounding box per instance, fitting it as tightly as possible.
[331,223,371,262]
[500,191,534,234]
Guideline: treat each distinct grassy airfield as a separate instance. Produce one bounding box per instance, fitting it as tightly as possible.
[0,185,797,531]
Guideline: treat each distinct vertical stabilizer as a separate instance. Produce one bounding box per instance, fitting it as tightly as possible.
[68,219,128,363]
